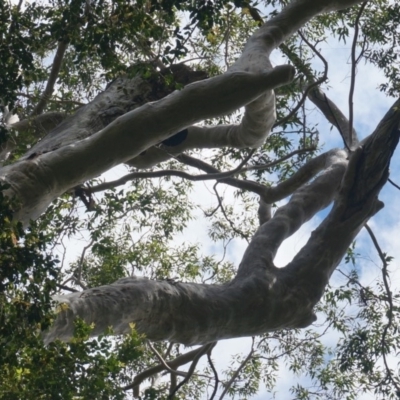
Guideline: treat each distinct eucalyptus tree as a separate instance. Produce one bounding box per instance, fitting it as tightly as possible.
[1,0,400,398]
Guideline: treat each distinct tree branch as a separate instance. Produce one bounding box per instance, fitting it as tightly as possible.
[31,41,68,116]
[218,338,255,400]
[147,341,187,378]
[207,348,219,400]
[283,98,400,306]
[364,224,400,393]
[348,2,368,146]
[10,111,67,134]
[274,31,328,128]
[90,150,254,193]
[168,342,216,399]
[122,344,213,391]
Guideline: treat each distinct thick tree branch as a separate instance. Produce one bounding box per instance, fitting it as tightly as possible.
[1,66,295,225]
[283,98,400,305]
[42,98,398,346]
[42,149,348,345]
[237,149,348,278]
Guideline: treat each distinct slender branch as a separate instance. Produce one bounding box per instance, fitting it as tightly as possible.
[147,341,187,378]
[274,31,328,128]
[168,342,216,399]
[309,88,359,148]
[91,148,313,194]
[122,345,213,391]
[364,224,400,393]
[241,147,315,172]
[17,92,85,107]
[73,240,94,289]
[277,30,358,148]
[207,349,219,400]
[348,2,368,146]
[31,41,68,116]
[218,338,255,400]
[388,178,400,191]
[213,183,249,242]
[90,150,254,193]
[55,283,78,293]
[179,149,341,204]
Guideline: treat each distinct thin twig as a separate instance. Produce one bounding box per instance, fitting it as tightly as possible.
[364,224,400,393]
[74,239,94,289]
[56,283,78,293]
[348,2,368,146]
[241,148,315,172]
[17,92,85,107]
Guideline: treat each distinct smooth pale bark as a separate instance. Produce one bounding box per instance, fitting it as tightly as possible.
[1,67,294,225]
[44,101,400,344]
[45,151,346,344]
[1,0,366,225]
[1,0,388,346]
